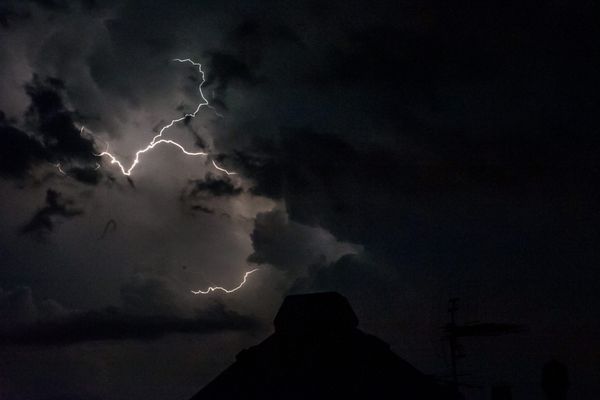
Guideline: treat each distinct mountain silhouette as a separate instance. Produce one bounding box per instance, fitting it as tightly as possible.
[190,292,459,399]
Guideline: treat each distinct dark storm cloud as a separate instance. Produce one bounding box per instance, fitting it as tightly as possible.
[239,122,599,279]
[229,19,301,47]
[0,5,30,28]
[21,189,82,234]
[0,285,258,346]
[120,274,183,316]
[190,205,215,214]
[30,0,70,12]
[226,18,303,66]
[186,174,242,198]
[201,17,302,110]
[236,127,406,246]
[0,287,67,327]
[247,209,356,273]
[234,143,283,199]
[0,112,47,178]
[0,305,258,346]
[204,51,259,91]
[25,75,97,166]
[232,1,600,261]
[66,166,102,185]
[179,173,242,213]
[248,209,319,271]
[0,75,102,185]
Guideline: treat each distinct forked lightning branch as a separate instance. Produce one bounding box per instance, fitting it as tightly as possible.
[79,58,254,295]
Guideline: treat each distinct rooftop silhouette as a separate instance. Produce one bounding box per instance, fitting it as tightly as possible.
[190,292,459,399]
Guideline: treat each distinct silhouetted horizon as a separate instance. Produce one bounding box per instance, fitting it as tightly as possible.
[191,292,461,399]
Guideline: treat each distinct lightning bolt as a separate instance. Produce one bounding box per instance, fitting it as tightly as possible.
[95,58,233,176]
[81,59,253,296]
[211,160,237,175]
[191,269,259,295]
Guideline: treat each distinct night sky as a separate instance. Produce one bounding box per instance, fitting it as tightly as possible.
[1,1,599,399]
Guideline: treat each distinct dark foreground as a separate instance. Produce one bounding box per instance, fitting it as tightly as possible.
[190,292,460,400]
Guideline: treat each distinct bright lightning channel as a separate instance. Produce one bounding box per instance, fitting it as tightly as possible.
[211,160,237,175]
[85,59,251,296]
[191,269,259,295]
[96,58,233,176]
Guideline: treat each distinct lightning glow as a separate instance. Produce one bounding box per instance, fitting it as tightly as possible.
[191,269,259,295]
[96,58,233,176]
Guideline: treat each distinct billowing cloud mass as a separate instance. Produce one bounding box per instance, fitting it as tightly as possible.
[248,209,359,273]
[0,0,599,399]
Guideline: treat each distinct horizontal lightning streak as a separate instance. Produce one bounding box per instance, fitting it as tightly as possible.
[191,269,259,295]
[96,58,232,176]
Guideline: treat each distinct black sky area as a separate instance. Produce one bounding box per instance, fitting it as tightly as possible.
[0,0,599,399]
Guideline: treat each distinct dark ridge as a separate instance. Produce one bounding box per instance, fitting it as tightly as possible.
[190,292,459,400]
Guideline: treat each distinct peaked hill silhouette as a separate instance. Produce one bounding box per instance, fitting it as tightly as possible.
[190,292,459,399]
